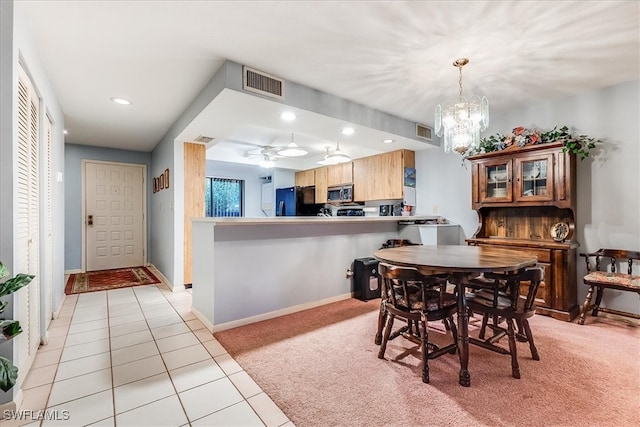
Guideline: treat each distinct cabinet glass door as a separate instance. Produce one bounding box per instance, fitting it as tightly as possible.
[479,159,512,202]
[515,154,554,201]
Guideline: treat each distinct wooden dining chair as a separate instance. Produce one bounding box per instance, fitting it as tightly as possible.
[377,263,458,383]
[375,239,422,345]
[466,267,544,379]
[578,249,640,325]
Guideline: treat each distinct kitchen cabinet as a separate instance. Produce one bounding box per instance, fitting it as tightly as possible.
[295,169,314,187]
[353,149,415,201]
[466,142,579,321]
[315,166,328,203]
[326,162,352,186]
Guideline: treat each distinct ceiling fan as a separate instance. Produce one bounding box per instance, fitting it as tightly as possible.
[243,145,285,160]
[221,137,285,160]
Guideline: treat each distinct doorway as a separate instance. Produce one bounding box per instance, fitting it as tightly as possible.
[83,161,146,271]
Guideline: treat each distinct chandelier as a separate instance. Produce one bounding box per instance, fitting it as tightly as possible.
[434,58,489,155]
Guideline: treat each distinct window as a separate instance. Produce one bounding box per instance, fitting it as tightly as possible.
[205,177,244,217]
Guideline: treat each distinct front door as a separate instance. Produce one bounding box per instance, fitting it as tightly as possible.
[85,161,145,271]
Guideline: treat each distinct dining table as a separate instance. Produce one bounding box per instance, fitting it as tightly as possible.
[373,244,538,386]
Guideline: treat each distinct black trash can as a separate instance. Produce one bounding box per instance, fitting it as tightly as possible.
[352,257,380,301]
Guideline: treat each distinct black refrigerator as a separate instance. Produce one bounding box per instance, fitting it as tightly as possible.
[275,186,320,216]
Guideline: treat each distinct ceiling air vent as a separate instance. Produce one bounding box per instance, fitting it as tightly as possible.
[415,123,433,141]
[243,66,284,99]
[193,135,213,143]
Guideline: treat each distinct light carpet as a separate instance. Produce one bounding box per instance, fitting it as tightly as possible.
[215,298,640,427]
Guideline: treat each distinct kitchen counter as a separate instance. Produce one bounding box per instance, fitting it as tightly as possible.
[190,216,427,331]
[192,215,439,226]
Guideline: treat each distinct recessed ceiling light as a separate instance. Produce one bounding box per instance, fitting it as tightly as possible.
[280,111,296,121]
[382,139,394,144]
[111,97,132,105]
[63,129,68,135]
[341,127,355,135]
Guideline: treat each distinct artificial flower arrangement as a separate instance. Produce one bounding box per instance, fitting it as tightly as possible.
[466,126,600,160]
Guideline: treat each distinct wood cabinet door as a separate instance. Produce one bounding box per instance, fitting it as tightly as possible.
[353,157,373,201]
[373,150,404,200]
[295,169,314,187]
[514,153,554,202]
[315,167,328,203]
[327,162,353,186]
[478,158,513,203]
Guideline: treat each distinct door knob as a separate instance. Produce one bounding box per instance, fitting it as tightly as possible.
[87,215,93,226]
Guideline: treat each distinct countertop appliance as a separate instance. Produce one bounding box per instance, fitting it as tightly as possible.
[275,186,321,216]
[330,205,365,216]
[327,184,353,203]
[379,203,403,216]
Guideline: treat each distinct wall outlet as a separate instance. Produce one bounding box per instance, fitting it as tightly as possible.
[432,204,438,214]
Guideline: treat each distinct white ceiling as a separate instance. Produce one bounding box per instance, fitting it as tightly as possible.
[20,1,640,169]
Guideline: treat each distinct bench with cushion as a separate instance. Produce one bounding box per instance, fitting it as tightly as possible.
[578,248,640,325]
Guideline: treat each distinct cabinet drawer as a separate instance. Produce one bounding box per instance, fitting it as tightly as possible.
[484,244,551,263]
[518,247,551,263]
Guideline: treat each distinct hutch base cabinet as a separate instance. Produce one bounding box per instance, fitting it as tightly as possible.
[466,142,579,321]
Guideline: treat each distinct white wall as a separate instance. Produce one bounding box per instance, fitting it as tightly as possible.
[64,144,152,271]
[416,80,640,315]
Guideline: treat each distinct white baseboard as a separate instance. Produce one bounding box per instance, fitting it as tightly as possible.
[210,293,353,332]
[52,293,67,320]
[0,388,23,420]
[64,269,82,275]
[146,264,175,292]
[191,306,215,333]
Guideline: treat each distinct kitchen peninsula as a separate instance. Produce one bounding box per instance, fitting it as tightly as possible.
[191,216,441,331]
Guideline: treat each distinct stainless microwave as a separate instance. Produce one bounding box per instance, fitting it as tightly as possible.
[327,184,353,203]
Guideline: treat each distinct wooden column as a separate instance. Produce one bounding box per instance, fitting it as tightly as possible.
[184,142,206,286]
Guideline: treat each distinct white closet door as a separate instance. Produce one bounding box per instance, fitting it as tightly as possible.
[16,65,41,377]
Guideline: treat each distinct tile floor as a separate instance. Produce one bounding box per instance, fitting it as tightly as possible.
[5,284,293,427]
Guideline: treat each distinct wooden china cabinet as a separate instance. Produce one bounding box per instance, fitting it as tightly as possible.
[466,142,580,321]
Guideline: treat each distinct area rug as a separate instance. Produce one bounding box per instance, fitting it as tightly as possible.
[215,298,640,427]
[65,266,161,295]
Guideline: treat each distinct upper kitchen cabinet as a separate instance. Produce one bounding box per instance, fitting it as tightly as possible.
[326,162,353,186]
[315,166,328,203]
[295,169,315,187]
[469,142,574,210]
[353,149,415,201]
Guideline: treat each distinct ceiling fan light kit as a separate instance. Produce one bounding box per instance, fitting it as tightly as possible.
[434,58,489,155]
[260,154,275,169]
[277,133,308,157]
[324,141,352,164]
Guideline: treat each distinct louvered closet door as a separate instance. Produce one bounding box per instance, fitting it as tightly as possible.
[16,65,41,374]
